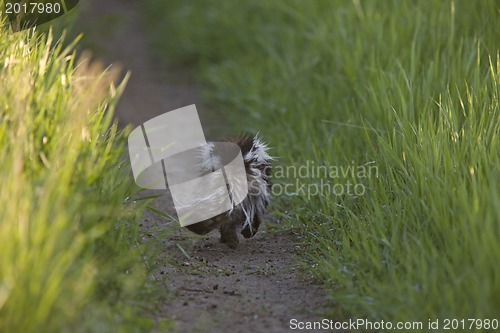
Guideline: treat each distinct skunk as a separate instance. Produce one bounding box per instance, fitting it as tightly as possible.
[185,134,273,249]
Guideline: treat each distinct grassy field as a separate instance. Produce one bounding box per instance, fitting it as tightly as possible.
[145,0,500,328]
[0,19,166,332]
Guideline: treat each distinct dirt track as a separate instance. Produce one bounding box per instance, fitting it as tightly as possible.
[77,1,331,332]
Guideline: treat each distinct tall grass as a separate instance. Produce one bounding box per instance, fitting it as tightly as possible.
[145,0,500,326]
[0,22,159,332]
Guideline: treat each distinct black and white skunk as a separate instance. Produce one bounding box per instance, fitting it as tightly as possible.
[185,134,273,249]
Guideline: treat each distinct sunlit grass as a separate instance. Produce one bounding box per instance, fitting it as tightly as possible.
[145,0,500,326]
[0,22,163,331]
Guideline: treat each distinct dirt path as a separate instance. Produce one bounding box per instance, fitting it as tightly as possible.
[77,1,331,332]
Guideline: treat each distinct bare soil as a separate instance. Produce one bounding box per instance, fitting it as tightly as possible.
[77,1,332,332]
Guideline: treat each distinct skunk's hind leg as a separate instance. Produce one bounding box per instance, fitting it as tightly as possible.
[219,210,244,249]
[241,214,261,239]
[219,221,239,249]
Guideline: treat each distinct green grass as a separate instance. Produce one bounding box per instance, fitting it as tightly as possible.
[0,21,167,332]
[144,0,500,328]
